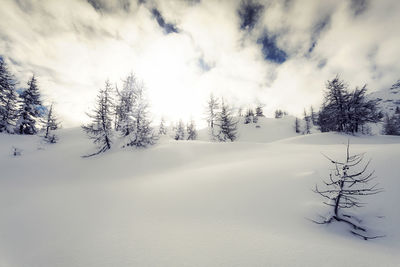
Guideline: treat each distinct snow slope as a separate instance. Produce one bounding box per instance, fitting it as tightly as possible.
[369,80,400,114]
[1,121,400,267]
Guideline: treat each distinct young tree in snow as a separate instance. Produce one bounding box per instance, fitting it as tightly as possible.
[275,109,285,119]
[174,120,185,140]
[82,81,114,156]
[215,100,238,142]
[313,141,383,240]
[158,117,167,135]
[294,117,301,133]
[15,75,43,135]
[124,80,156,148]
[186,119,197,140]
[0,58,19,133]
[42,103,60,143]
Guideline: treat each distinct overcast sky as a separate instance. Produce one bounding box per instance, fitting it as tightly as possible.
[1,0,399,126]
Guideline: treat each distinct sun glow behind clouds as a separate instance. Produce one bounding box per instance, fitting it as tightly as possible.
[1,0,400,127]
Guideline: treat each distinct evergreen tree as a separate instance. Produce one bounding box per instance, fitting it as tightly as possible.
[0,58,19,133]
[383,113,400,135]
[255,104,265,117]
[158,117,167,135]
[82,81,114,156]
[124,80,155,148]
[186,120,197,140]
[174,120,185,140]
[42,103,60,143]
[303,109,311,134]
[275,109,284,118]
[215,100,238,142]
[16,75,43,135]
[294,117,301,133]
[244,108,254,124]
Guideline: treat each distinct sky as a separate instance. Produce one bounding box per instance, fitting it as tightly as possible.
[0,0,400,127]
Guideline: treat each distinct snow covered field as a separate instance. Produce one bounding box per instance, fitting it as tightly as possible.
[1,118,400,267]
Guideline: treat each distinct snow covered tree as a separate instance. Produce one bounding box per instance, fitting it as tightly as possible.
[174,120,185,140]
[275,109,284,118]
[186,120,197,140]
[158,117,167,135]
[303,109,311,134]
[0,58,19,133]
[42,103,60,143]
[255,104,265,117]
[82,81,114,156]
[205,93,219,138]
[215,100,238,142]
[124,80,155,148]
[383,113,400,135]
[310,106,317,125]
[115,73,136,136]
[294,117,301,133]
[313,141,383,240]
[244,108,254,124]
[318,77,381,133]
[346,85,382,133]
[15,75,43,135]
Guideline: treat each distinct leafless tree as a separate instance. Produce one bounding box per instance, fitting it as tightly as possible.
[313,141,384,240]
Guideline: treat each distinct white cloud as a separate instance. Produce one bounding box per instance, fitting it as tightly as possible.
[0,0,399,126]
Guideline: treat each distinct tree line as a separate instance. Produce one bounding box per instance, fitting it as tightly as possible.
[0,58,59,143]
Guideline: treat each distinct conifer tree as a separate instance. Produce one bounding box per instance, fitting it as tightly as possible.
[16,75,43,135]
[158,117,167,135]
[303,109,311,134]
[215,100,238,142]
[124,80,155,148]
[205,93,219,139]
[174,120,185,140]
[294,117,301,133]
[0,58,19,133]
[82,81,114,156]
[186,120,197,140]
[255,104,265,117]
[42,103,60,143]
[115,73,136,136]
[244,108,254,124]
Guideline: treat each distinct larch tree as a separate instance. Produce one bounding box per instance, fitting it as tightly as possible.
[124,80,155,148]
[42,103,60,143]
[186,119,197,140]
[205,93,219,139]
[313,141,384,240]
[82,80,114,156]
[174,120,185,140]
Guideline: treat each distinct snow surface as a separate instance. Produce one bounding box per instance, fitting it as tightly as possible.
[1,118,400,267]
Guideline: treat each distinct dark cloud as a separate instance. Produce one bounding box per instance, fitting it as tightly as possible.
[86,0,131,13]
[258,33,287,64]
[197,57,214,72]
[308,15,331,54]
[151,8,179,34]
[350,0,369,16]
[238,0,264,31]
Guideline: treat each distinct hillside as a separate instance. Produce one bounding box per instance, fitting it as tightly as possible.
[0,120,400,267]
[369,80,400,114]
